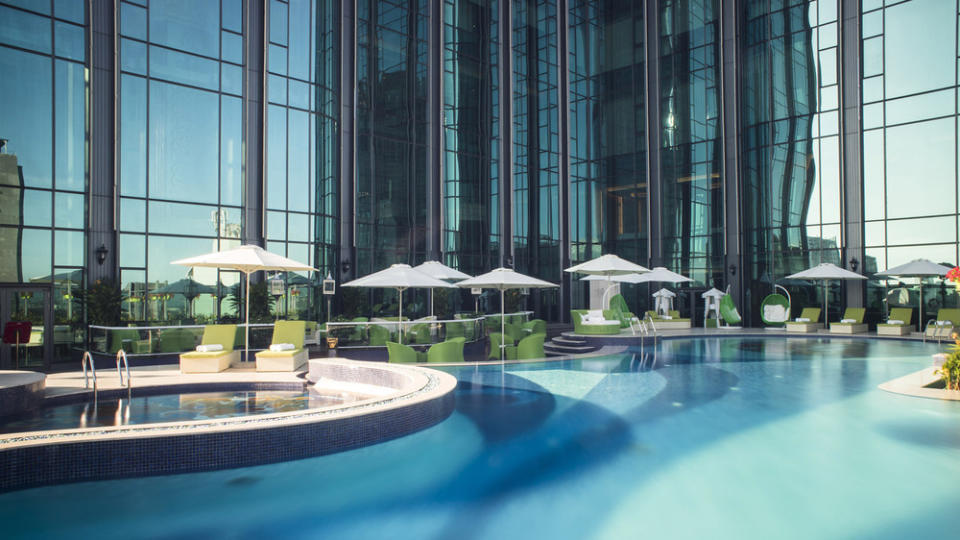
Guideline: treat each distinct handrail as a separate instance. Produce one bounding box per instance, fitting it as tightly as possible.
[924,319,954,344]
[81,351,96,391]
[116,349,131,390]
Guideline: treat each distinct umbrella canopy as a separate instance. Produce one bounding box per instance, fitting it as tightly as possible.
[342,264,456,340]
[786,263,866,323]
[173,245,316,361]
[652,288,676,316]
[457,268,558,362]
[580,273,647,284]
[413,260,472,281]
[631,266,694,284]
[413,260,472,318]
[701,287,725,299]
[565,254,650,307]
[876,258,954,324]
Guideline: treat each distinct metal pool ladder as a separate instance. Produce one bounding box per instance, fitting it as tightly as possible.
[81,350,97,392]
[116,349,131,392]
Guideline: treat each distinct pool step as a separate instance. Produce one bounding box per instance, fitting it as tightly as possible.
[544,335,598,356]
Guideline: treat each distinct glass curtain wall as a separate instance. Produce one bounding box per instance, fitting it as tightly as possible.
[117,0,244,323]
[861,0,960,320]
[740,0,840,323]
[0,0,88,355]
[568,0,647,311]
[265,0,338,322]
[659,0,723,296]
[513,0,561,320]
[441,0,500,278]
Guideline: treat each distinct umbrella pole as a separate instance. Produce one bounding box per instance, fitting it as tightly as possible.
[399,288,403,343]
[245,271,251,364]
[823,280,829,325]
[919,280,924,328]
[501,288,506,364]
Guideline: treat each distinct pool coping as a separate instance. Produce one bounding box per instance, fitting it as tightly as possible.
[0,359,457,492]
[878,366,960,401]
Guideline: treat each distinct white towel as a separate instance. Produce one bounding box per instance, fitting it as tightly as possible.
[661,315,673,320]
[936,320,951,326]
[840,318,856,324]
[195,344,223,352]
[269,343,296,352]
[795,317,810,323]
[886,319,904,325]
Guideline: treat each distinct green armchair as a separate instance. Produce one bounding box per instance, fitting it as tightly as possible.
[522,319,547,335]
[427,337,465,363]
[516,333,546,360]
[387,341,425,363]
[489,332,518,360]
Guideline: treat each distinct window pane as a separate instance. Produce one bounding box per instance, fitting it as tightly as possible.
[120,74,147,196]
[23,190,53,227]
[149,45,220,91]
[149,201,219,236]
[119,233,145,267]
[0,47,53,188]
[885,118,956,219]
[54,21,85,61]
[120,37,147,74]
[148,236,214,285]
[221,31,243,64]
[887,216,956,246]
[148,81,219,203]
[54,230,84,266]
[0,5,52,54]
[267,211,286,240]
[54,0,85,24]
[55,59,87,191]
[287,110,309,212]
[222,0,243,33]
[885,89,954,126]
[270,0,288,46]
[149,0,219,58]
[120,197,146,232]
[21,229,52,282]
[120,2,147,40]
[55,192,84,229]
[288,213,309,242]
[221,96,243,207]
[222,63,243,96]
[266,105,287,209]
[884,0,955,99]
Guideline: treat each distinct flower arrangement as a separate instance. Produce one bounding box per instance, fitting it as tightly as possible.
[935,332,960,391]
[947,266,960,291]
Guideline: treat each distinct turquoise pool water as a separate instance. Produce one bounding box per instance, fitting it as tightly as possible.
[3,337,959,539]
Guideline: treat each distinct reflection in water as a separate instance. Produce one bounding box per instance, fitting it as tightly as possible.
[0,390,356,433]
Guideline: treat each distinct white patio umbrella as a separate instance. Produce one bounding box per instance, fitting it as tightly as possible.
[172,244,316,361]
[457,268,558,361]
[565,254,650,307]
[341,264,456,341]
[413,260,472,318]
[785,262,866,324]
[876,258,954,325]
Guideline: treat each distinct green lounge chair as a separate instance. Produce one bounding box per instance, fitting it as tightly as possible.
[489,332,518,360]
[877,307,914,336]
[644,309,693,329]
[830,307,867,334]
[760,293,791,327]
[426,337,465,363]
[180,324,239,373]
[609,294,638,328]
[571,309,621,335]
[522,318,547,336]
[786,307,822,333]
[516,333,546,360]
[158,327,197,353]
[368,324,390,346]
[255,320,308,371]
[387,341,425,363]
[445,320,466,340]
[109,328,152,354]
[718,295,742,327]
[925,308,960,338]
[408,323,433,344]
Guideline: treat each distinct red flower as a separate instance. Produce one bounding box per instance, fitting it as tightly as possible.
[948,266,960,282]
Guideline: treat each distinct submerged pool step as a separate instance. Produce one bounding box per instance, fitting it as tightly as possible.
[544,335,597,357]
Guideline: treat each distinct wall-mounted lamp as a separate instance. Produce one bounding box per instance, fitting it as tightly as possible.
[728,264,737,276]
[96,244,108,265]
[340,260,351,276]
[849,258,859,272]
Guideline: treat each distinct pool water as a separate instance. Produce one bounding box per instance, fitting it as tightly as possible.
[0,390,353,433]
[3,338,960,539]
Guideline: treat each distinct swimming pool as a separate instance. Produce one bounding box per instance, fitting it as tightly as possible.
[0,389,355,434]
[2,337,958,539]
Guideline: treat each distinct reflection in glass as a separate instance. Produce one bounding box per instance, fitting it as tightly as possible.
[0,47,53,188]
[120,198,146,232]
[883,0,954,99]
[148,81,219,203]
[55,192,84,229]
[54,230,84,267]
[884,118,955,219]
[148,201,220,237]
[0,6,52,54]
[149,0,219,58]
[120,74,147,196]
[55,59,87,192]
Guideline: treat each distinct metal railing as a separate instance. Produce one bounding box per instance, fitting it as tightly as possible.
[116,349,131,391]
[81,350,96,392]
[923,319,955,344]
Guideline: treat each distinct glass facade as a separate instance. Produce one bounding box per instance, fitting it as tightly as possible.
[568,0,647,310]
[3,0,960,354]
[0,0,88,361]
[861,0,960,320]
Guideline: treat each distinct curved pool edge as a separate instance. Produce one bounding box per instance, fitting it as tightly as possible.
[0,359,457,493]
[878,366,960,401]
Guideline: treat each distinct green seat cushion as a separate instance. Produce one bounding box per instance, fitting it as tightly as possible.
[272,320,306,348]
[201,324,237,351]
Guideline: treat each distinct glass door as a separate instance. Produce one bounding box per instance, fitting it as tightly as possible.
[0,286,52,370]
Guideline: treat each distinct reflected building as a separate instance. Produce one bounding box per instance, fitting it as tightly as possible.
[2,0,960,369]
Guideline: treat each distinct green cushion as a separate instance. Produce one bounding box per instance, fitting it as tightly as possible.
[368,325,390,346]
[427,338,464,363]
[798,307,821,322]
[838,307,865,324]
[571,310,621,335]
[886,307,913,325]
[935,308,960,326]
[386,341,423,363]
[517,333,545,360]
[522,319,547,335]
[201,324,236,351]
[272,320,306,348]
